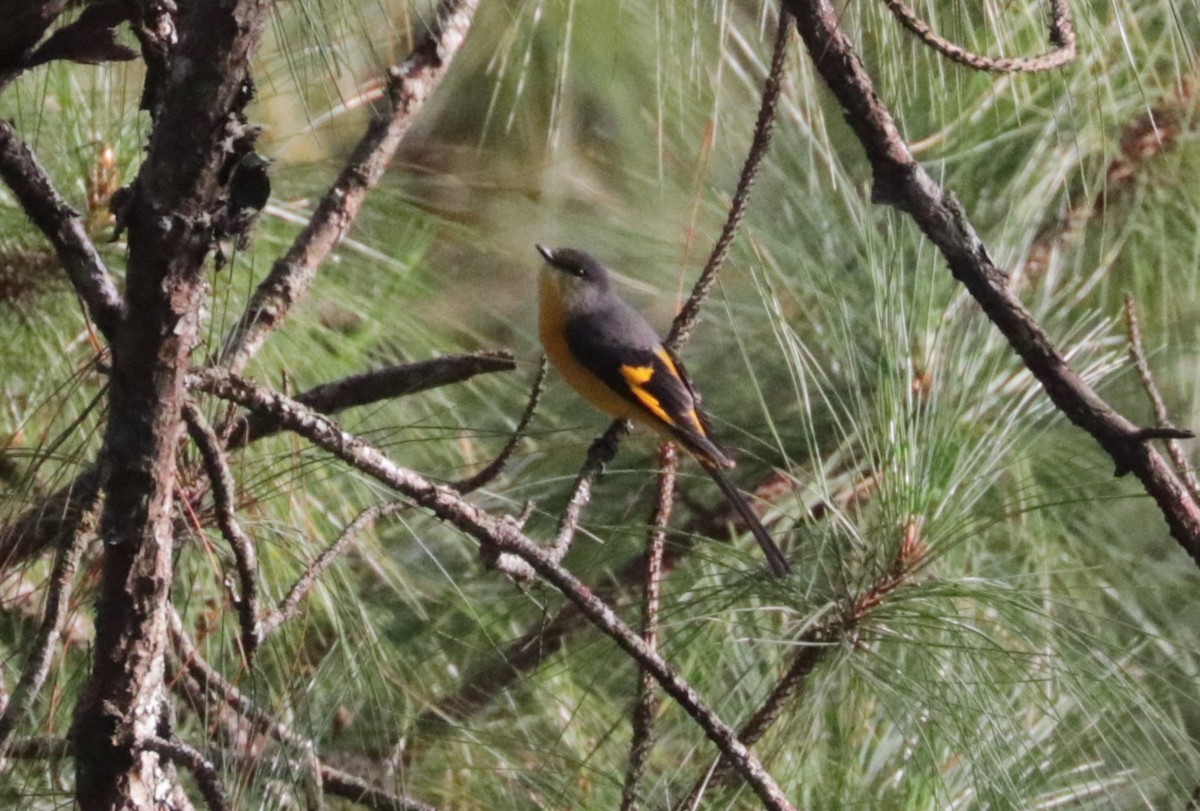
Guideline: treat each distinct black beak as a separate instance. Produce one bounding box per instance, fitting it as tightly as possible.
[535,244,556,264]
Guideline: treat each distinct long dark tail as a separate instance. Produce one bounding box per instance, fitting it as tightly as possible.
[702,462,791,577]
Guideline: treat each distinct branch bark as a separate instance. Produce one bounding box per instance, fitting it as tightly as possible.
[182,402,260,663]
[219,0,481,373]
[225,350,513,446]
[780,0,1200,566]
[620,443,675,811]
[69,0,273,806]
[0,119,124,341]
[0,499,92,747]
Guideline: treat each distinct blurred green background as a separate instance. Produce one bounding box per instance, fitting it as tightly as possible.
[1,0,1199,807]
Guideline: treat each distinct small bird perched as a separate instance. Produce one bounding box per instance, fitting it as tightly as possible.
[536,245,790,577]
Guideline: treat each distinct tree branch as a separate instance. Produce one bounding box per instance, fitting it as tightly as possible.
[666,9,791,350]
[781,0,1200,566]
[70,0,275,803]
[225,351,515,447]
[170,610,437,811]
[182,401,260,664]
[258,502,408,638]
[0,464,101,572]
[0,119,124,342]
[410,469,802,739]
[140,736,228,811]
[0,501,92,747]
[219,0,482,373]
[189,368,794,808]
[1123,296,1200,503]
[451,355,546,494]
[880,0,1074,73]
[0,352,510,572]
[621,443,676,811]
[2,734,72,759]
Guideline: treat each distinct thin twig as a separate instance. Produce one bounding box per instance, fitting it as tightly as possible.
[881,0,1075,73]
[0,465,104,570]
[0,490,94,748]
[679,519,926,808]
[550,420,630,557]
[452,355,547,494]
[258,502,409,638]
[141,735,228,811]
[171,610,325,808]
[782,0,1200,565]
[621,443,676,811]
[219,0,481,373]
[224,351,516,447]
[0,120,124,341]
[411,469,807,738]
[189,369,793,808]
[182,401,260,664]
[170,609,437,811]
[321,764,437,811]
[1123,295,1200,503]
[665,9,791,351]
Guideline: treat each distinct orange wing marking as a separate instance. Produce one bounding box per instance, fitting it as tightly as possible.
[653,349,707,436]
[619,364,674,426]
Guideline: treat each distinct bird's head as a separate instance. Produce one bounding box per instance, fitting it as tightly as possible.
[536,245,612,298]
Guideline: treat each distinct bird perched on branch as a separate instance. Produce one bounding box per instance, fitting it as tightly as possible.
[536,245,790,577]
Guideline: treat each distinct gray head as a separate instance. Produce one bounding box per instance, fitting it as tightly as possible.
[536,245,611,291]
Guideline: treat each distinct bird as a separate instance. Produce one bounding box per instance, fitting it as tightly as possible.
[536,244,790,577]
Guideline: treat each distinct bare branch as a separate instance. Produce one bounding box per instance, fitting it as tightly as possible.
[0,119,124,341]
[320,765,437,811]
[621,443,676,811]
[219,0,482,373]
[189,369,793,807]
[781,0,1200,565]
[225,351,515,447]
[488,511,797,810]
[0,0,69,89]
[411,469,802,739]
[1123,296,1200,503]
[182,402,260,664]
[880,0,1074,73]
[680,519,926,807]
[550,420,631,558]
[141,736,228,811]
[258,502,408,638]
[0,505,91,747]
[0,351,509,573]
[0,463,101,570]
[665,10,791,351]
[451,355,546,494]
[170,610,436,811]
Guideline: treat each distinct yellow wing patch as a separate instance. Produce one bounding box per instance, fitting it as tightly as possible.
[620,365,654,385]
[620,364,674,426]
[652,349,707,437]
[654,348,680,377]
